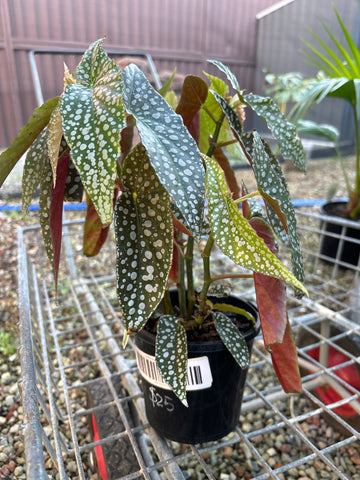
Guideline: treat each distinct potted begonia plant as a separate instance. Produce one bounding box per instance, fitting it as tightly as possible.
[0,40,307,443]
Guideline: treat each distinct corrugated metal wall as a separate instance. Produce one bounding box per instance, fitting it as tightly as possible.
[0,0,278,148]
[255,0,360,150]
[1,0,358,150]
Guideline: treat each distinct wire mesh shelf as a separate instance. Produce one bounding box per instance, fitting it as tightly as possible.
[17,208,360,480]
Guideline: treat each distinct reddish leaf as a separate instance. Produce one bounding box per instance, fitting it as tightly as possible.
[254,272,287,346]
[270,320,302,393]
[250,217,287,346]
[83,189,117,257]
[171,212,192,236]
[50,151,71,286]
[176,75,208,131]
[120,115,135,164]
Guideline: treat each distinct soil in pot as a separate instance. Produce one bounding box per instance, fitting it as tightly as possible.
[135,295,260,444]
[320,201,360,267]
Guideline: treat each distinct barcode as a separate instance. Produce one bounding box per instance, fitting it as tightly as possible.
[135,348,213,391]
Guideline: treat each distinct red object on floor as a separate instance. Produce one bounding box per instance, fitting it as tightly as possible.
[91,413,108,480]
[308,346,360,417]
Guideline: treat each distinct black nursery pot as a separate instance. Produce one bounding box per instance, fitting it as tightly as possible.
[319,201,360,266]
[135,295,259,444]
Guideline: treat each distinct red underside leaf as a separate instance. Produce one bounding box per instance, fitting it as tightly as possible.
[270,320,302,393]
[250,216,301,392]
[83,189,118,257]
[50,151,71,286]
[171,212,192,236]
[176,75,208,131]
[253,271,287,346]
[250,217,287,345]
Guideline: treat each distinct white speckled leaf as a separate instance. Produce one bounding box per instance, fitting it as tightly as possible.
[114,144,173,331]
[243,94,305,171]
[39,154,54,270]
[208,60,240,92]
[214,312,249,368]
[22,129,48,213]
[204,154,307,294]
[251,132,304,284]
[121,64,205,240]
[61,39,125,225]
[209,60,305,171]
[156,315,188,406]
[47,102,63,182]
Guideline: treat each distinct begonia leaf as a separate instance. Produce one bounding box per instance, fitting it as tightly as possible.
[176,75,208,130]
[271,320,302,393]
[38,151,69,285]
[156,315,188,406]
[208,59,305,171]
[214,312,250,368]
[250,217,287,346]
[64,157,84,202]
[114,144,173,331]
[22,129,48,214]
[243,93,306,171]
[122,64,204,240]
[204,154,307,294]
[0,97,59,187]
[83,190,116,257]
[251,132,304,284]
[61,39,125,225]
[47,102,63,182]
[50,152,70,286]
[199,76,245,161]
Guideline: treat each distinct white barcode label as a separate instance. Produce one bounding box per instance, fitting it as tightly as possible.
[135,348,213,391]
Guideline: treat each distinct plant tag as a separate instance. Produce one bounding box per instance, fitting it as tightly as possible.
[135,348,213,391]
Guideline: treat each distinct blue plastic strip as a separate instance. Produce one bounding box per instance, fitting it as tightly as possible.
[0,203,87,212]
[0,198,349,212]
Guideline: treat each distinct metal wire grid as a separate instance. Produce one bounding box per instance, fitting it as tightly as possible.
[17,210,360,480]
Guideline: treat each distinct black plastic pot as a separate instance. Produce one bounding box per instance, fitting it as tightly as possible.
[319,201,360,266]
[135,295,259,444]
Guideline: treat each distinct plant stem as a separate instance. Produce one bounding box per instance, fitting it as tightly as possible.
[207,113,226,158]
[176,232,187,318]
[185,236,195,319]
[198,234,215,313]
[234,190,260,205]
[163,289,174,315]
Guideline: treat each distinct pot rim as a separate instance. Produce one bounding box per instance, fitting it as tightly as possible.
[136,294,260,352]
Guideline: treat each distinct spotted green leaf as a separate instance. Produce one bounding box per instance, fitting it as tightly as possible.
[39,154,54,270]
[243,93,306,171]
[0,97,59,188]
[114,144,173,331]
[47,101,63,182]
[61,39,125,225]
[199,74,245,162]
[251,132,304,284]
[64,157,84,202]
[204,154,307,294]
[156,315,188,406]
[121,64,205,240]
[22,129,48,214]
[214,312,249,369]
[208,60,305,171]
